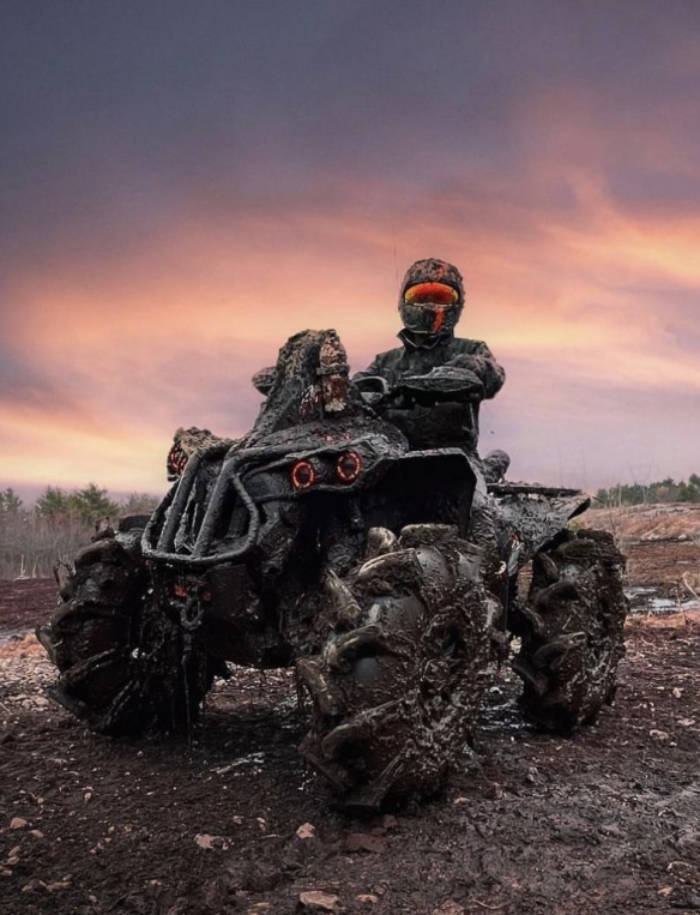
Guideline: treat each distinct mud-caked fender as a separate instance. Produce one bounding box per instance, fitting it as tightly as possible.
[489,483,590,568]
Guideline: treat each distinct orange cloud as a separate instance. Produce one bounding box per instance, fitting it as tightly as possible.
[1,404,167,493]
[4,148,700,494]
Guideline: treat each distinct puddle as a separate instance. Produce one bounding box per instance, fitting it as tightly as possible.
[626,586,700,615]
[478,684,530,735]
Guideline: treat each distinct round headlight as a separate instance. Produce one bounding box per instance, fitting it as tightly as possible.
[336,451,362,483]
[291,460,316,490]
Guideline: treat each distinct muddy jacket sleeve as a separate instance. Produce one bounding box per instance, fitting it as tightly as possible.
[445,342,505,399]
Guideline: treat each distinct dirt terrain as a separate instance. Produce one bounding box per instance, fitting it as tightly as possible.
[1,512,699,915]
[583,505,700,611]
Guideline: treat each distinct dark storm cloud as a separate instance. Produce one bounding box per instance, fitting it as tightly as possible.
[3,0,699,260]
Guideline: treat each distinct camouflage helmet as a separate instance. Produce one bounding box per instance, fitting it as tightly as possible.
[399,258,464,340]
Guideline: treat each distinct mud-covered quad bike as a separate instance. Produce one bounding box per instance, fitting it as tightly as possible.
[37,329,628,809]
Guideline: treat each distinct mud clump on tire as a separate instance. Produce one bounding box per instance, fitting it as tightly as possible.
[37,528,215,736]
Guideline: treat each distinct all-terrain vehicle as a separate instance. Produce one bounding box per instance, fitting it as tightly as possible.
[37,329,627,808]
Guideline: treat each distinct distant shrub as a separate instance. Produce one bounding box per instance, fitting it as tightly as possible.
[0,485,160,579]
[594,474,700,507]
[35,483,120,525]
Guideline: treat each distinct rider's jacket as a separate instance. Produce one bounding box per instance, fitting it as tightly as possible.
[354,334,505,454]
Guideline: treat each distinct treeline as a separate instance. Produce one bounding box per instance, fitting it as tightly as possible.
[0,485,159,580]
[594,474,700,507]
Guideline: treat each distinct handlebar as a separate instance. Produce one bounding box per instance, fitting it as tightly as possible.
[353,373,482,408]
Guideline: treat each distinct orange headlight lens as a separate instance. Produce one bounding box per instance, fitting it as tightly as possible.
[336,451,362,483]
[291,460,316,490]
[403,282,459,306]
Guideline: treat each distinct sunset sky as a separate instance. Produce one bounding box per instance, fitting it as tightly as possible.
[2,0,700,502]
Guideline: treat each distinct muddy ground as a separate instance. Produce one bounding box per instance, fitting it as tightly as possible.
[583,505,700,609]
[1,542,699,914]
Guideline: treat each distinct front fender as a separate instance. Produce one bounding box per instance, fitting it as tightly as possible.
[489,483,590,566]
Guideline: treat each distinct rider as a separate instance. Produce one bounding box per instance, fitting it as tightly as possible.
[353,256,507,565]
[248,256,506,472]
[354,257,505,459]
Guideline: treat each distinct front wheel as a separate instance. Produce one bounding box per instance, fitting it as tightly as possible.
[37,527,217,735]
[297,524,500,809]
[511,528,628,732]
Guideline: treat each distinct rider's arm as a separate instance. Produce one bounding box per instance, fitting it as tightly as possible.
[443,342,505,399]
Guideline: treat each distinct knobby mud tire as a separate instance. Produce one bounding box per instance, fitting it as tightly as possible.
[37,528,216,736]
[297,524,499,810]
[512,528,628,732]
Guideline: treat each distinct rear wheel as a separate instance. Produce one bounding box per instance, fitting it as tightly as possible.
[297,524,499,809]
[37,527,216,735]
[511,528,627,731]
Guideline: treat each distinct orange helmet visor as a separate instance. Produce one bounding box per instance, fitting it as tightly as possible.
[403,282,459,306]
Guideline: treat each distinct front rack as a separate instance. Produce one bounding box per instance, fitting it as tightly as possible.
[141,443,292,567]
